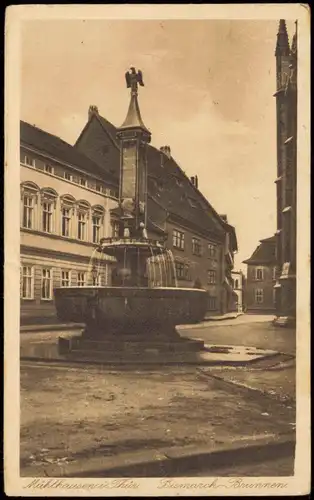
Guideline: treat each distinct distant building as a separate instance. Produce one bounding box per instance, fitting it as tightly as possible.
[231,270,245,313]
[273,20,297,326]
[243,236,277,313]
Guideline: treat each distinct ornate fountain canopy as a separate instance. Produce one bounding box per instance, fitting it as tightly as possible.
[98,236,166,257]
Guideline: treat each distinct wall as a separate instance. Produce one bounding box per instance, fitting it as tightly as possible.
[245,264,276,312]
[165,219,224,313]
[275,43,297,322]
[20,158,118,324]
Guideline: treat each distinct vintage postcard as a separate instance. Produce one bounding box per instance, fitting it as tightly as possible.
[4,3,311,496]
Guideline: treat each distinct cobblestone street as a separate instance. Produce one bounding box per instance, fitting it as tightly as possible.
[179,315,296,355]
[19,315,296,478]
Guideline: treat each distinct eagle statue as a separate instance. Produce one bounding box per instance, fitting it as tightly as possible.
[125,67,144,89]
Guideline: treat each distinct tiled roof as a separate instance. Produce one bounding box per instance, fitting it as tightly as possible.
[243,236,276,265]
[74,111,231,240]
[20,120,117,186]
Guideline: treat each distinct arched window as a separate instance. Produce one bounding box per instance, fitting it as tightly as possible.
[21,182,40,229]
[60,195,76,238]
[92,205,105,243]
[40,188,58,234]
[76,200,90,241]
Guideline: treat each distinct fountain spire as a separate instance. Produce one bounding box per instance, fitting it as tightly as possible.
[119,67,150,134]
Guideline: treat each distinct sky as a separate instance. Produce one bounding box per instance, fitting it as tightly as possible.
[21,19,296,272]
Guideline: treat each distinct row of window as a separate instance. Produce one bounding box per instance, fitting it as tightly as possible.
[173,229,217,258]
[174,261,217,284]
[251,267,277,281]
[21,266,106,300]
[22,154,118,198]
[21,183,113,243]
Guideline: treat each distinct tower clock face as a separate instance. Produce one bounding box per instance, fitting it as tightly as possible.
[122,145,137,199]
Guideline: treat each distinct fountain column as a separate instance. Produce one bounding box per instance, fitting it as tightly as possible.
[116,67,151,238]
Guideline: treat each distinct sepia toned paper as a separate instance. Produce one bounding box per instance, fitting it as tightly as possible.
[4,3,311,496]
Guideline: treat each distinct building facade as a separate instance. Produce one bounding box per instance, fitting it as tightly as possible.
[231,270,245,313]
[243,236,277,313]
[273,20,297,326]
[20,122,118,324]
[20,97,238,323]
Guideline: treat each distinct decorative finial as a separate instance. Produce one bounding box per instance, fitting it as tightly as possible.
[275,19,290,56]
[291,20,298,55]
[125,67,144,95]
[118,66,150,135]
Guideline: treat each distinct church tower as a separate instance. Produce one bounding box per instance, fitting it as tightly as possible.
[273,20,297,326]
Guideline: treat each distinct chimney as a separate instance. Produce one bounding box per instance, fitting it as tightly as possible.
[190,175,199,189]
[160,145,171,159]
[220,214,228,223]
[88,105,99,121]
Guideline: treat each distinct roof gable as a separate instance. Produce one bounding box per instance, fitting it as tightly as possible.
[74,115,120,180]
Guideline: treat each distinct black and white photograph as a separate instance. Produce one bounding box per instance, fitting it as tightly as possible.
[4,4,310,496]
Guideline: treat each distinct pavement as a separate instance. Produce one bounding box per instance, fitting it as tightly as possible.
[191,454,295,477]
[20,322,85,333]
[20,433,295,478]
[204,311,242,321]
[179,318,296,356]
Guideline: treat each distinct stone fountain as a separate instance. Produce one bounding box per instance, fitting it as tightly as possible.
[55,68,208,362]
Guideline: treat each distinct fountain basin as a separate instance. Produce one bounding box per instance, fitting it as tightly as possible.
[54,287,208,334]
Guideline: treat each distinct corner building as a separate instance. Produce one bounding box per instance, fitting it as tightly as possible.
[20,122,118,324]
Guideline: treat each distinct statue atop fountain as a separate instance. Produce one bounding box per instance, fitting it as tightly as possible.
[55,68,208,362]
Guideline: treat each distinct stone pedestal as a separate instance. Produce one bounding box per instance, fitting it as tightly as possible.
[58,334,205,362]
